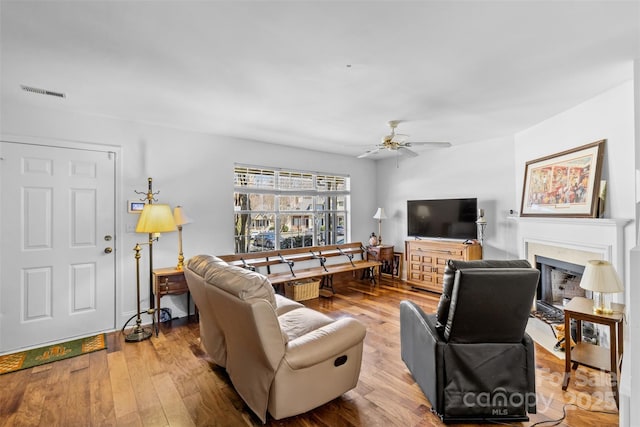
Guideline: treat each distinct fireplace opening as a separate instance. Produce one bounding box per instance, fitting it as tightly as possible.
[536,256,586,308]
[533,255,599,344]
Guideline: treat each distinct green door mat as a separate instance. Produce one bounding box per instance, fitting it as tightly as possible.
[0,333,107,375]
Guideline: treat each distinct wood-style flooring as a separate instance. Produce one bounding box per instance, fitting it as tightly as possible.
[0,276,620,426]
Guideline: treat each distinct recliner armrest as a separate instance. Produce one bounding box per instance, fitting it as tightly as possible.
[400,300,443,344]
[283,318,366,369]
[400,300,445,414]
[274,294,304,316]
[523,332,537,414]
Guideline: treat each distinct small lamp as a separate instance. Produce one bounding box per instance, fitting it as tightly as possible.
[579,260,624,315]
[173,206,193,271]
[476,208,487,246]
[127,204,177,342]
[373,207,387,245]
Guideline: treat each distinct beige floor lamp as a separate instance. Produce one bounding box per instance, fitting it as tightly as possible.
[126,203,177,342]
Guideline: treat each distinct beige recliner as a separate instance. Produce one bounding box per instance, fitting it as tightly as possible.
[185,255,367,423]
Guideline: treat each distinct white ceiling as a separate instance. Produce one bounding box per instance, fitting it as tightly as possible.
[1,1,639,158]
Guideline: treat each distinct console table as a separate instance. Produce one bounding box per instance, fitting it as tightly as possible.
[561,296,624,407]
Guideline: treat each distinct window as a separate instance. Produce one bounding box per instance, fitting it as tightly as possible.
[234,165,350,253]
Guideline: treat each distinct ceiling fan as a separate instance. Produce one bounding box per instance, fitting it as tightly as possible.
[357,120,451,159]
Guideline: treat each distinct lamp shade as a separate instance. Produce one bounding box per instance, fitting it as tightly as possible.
[476,208,487,224]
[579,260,624,293]
[173,205,193,226]
[135,204,177,233]
[373,208,387,220]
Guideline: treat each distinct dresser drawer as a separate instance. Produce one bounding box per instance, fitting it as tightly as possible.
[154,272,188,295]
[409,271,435,284]
[410,252,434,264]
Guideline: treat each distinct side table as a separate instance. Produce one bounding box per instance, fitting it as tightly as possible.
[366,245,395,280]
[561,296,624,407]
[152,267,194,332]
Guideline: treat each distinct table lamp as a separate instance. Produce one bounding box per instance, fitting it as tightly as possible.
[373,207,387,245]
[476,209,487,246]
[579,260,624,314]
[173,206,193,271]
[126,203,177,342]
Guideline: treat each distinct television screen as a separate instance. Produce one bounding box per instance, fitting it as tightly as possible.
[407,198,478,240]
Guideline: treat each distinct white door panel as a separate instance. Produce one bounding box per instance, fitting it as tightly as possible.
[1,142,116,353]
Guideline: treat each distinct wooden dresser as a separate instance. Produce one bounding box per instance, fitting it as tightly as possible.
[405,239,482,293]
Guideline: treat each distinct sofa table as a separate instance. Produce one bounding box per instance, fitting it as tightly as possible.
[561,296,624,407]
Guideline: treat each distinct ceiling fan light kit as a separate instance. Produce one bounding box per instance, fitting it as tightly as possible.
[357,120,451,159]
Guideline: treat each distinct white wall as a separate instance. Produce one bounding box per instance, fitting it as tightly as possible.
[514,79,636,426]
[514,80,636,285]
[2,103,378,329]
[626,58,640,427]
[375,135,519,264]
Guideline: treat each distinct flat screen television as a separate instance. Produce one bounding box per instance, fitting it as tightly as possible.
[407,198,478,240]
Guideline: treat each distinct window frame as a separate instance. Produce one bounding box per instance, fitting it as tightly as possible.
[234,164,350,253]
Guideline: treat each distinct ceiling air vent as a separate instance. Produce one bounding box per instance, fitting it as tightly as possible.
[20,85,66,98]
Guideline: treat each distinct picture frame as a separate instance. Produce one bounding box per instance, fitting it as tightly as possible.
[381,252,403,279]
[520,140,605,218]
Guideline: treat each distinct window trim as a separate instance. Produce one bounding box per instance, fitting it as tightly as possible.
[234,164,350,253]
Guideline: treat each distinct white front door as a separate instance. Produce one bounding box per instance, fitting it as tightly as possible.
[0,142,116,353]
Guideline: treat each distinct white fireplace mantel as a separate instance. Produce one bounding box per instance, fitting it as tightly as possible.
[514,217,631,287]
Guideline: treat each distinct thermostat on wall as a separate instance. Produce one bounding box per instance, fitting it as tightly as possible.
[128,200,145,213]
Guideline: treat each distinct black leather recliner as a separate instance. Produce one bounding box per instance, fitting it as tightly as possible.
[400,259,540,423]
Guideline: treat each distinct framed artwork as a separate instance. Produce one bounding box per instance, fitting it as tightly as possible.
[381,252,403,279]
[520,140,605,218]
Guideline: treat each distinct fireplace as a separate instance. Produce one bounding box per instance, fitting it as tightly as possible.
[532,255,602,343]
[517,216,629,348]
[517,217,627,301]
[535,255,586,308]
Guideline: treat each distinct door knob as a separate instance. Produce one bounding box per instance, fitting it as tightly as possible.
[104,247,113,254]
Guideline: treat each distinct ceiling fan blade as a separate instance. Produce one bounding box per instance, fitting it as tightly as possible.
[357,148,380,158]
[398,146,419,157]
[406,141,452,148]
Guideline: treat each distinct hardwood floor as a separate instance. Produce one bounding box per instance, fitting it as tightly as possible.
[0,276,620,426]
